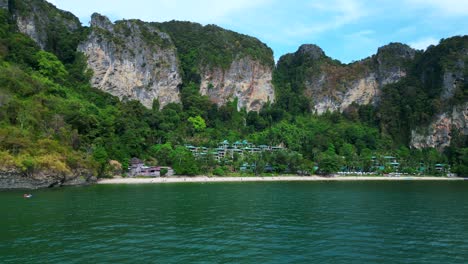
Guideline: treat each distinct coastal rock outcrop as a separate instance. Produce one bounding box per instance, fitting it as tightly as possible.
[78,14,182,108]
[200,57,274,111]
[0,169,96,189]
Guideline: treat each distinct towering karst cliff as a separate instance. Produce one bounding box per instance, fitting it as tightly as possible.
[5,0,276,111]
[6,0,80,51]
[198,56,274,112]
[409,37,468,149]
[78,14,182,108]
[157,21,275,112]
[275,43,416,114]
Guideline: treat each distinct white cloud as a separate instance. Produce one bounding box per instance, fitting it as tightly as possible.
[346,29,375,38]
[409,37,439,50]
[144,0,271,23]
[283,0,367,37]
[406,0,468,16]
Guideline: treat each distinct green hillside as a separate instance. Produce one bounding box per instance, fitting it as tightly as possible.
[0,0,466,182]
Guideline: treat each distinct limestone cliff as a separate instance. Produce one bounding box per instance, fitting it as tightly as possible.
[6,1,275,111]
[8,0,81,50]
[410,42,468,149]
[157,21,275,112]
[81,17,275,110]
[199,57,274,111]
[411,103,468,150]
[276,43,415,114]
[78,14,182,108]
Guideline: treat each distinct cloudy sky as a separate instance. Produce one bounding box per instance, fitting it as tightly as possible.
[49,0,468,63]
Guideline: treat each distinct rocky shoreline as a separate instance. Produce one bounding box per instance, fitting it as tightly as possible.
[0,170,97,190]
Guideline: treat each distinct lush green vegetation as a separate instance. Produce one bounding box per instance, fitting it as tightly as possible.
[373,37,467,175]
[10,0,88,65]
[271,37,467,176]
[0,2,466,178]
[0,7,277,177]
[156,21,274,84]
[377,37,468,143]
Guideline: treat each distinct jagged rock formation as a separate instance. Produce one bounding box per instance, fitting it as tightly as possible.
[411,103,468,150]
[0,169,96,189]
[78,14,182,108]
[409,44,468,149]
[5,1,275,111]
[157,21,276,112]
[8,0,80,49]
[276,43,415,114]
[199,57,274,111]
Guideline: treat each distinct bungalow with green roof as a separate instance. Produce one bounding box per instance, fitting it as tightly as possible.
[219,140,230,149]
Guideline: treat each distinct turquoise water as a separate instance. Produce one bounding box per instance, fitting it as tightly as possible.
[1,182,468,263]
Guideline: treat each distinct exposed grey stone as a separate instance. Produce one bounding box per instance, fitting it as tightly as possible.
[90,12,114,32]
[282,43,416,114]
[78,15,182,108]
[411,102,468,150]
[0,170,96,190]
[199,57,275,112]
[297,44,325,60]
[13,0,81,49]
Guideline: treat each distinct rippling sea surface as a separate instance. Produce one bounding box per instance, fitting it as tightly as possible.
[1,181,468,263]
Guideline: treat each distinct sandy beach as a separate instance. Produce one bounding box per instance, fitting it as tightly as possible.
[98,176,465,185]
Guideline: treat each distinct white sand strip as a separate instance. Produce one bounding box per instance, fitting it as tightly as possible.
[98,176,465,184]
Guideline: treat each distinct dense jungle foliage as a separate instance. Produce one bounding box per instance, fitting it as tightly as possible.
[0,4,466,177]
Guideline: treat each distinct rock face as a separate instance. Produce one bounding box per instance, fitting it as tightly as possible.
[156,20,276,112]
[10,0,81,49]
[411,103,468,150]
[78,14,182,108]
[278,43,415,114]
[308,43,415,114]
[375,43,416,86]
[199,57,274,111]
[308,71,381,114]
[0,169,96,189]
[6,1,275,111]
[410,40,467,149]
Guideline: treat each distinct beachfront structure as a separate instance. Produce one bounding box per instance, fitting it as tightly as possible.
[128,158,174,177]
[370,156,447,174]
[370,155,400,172]
[129,158,146,175]
[187,140,285,162]
[435,164,449,173]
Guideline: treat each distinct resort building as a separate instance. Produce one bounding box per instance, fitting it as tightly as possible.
[128,158,174,177]
[186,140,285,162]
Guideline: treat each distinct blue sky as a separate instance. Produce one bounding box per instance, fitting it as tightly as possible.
[49,0,468,63]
